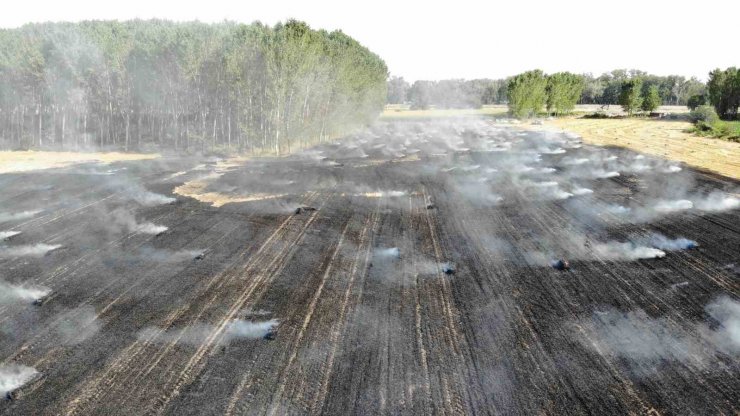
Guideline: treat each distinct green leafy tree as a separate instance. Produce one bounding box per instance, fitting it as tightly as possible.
[546,72,584,115]
[579,73,604,104]
[619,78,643,115]
[641,85,661,112]
[687,94,705,111]
[678,78,706,106]
[598,70,629,105]
[507,69,547,118]
[707,67,740,119]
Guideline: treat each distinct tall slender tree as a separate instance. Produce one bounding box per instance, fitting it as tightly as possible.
[619,78,643,115]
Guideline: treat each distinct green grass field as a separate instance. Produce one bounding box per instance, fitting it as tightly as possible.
[691,119,740,142]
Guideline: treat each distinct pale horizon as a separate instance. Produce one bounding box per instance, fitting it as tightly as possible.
[1,0,738,82]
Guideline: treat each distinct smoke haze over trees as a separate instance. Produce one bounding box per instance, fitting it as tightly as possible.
[0,19,388,154]
[391,78,508,109]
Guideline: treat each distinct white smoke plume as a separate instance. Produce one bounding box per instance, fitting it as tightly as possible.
[643,234,698,251]
[113,179,175,206]
[592,242,665,260]
[224,319,279,340]
[605,205,631,215]
[0,231,21,240]
[0,244,61,258]
[135,223,168,235]
[352,190,407,198]
[111,208,167,235]
[138,319,278,346]
[0,281,51,304]
[563,158,590,166]
[584,309,700,364]
[139,248,205,262]
[539,147,565,154]
[130,191,175,206]
[653,199,693,213]
[580,297,740,370]
[591,169,620,179]
[571,187,593,196]
[0,210,42,223]
[705,296,740,354]
[545,187,573,200]
[694,192,740,212]
[375,247,401,259]
[0,364,38,394]
[54,305,101,345]
[625,160,652,173]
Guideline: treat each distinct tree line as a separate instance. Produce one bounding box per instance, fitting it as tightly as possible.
[387,77,507,109]
[579,70,705,107]
[388,70,707,111]
[0,20,388,153]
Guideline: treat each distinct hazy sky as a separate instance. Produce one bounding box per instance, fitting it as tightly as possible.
[2,0,737,81]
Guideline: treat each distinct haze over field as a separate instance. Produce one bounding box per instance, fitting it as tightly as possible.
[0,2,739,415]
[1,117,738,414]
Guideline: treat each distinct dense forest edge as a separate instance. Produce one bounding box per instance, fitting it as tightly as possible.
[0,19,388,153]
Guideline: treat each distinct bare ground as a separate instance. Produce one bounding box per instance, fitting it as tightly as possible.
[0,118,738,415]
[0,151,159,174]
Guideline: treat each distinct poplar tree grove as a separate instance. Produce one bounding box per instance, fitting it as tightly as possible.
[0,20,389,154]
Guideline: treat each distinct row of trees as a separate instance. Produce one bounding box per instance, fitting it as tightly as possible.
[618,67,739,119]
[579,70,705,107]
[388,70,706,110]
[506,70,584,117]
[0,20,388,153]
[504,69,727,118]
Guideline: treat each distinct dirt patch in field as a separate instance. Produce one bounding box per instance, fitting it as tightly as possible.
[530,117,740,180]
[172,157,283,207]
[0,151,159,174]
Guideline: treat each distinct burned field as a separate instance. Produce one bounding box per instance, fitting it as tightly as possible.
[0,119,738,415]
